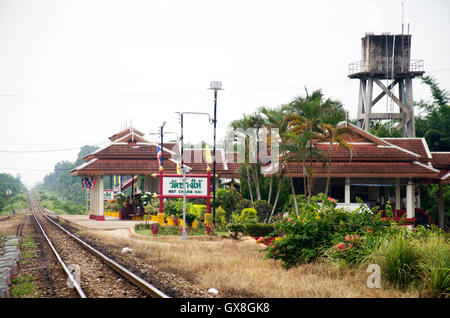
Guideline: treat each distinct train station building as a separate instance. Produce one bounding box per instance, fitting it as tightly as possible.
[70,123,449,227]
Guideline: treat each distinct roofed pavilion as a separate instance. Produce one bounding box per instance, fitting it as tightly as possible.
[263,122,449,227]
[72,124,449,226]
[70,127,240,220]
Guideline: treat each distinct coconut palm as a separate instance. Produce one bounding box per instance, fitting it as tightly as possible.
[284,88,345,203]
[258,106,287,203]
[230,112,266,202]
[319,123,353,196]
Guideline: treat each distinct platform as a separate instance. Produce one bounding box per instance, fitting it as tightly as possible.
[53,214,144,231]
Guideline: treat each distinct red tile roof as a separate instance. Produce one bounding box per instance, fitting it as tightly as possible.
[383,138,430,160]
[285,161,439,177]
[313,143,419,161]
[430,152,450,170]
[71,125,448,181]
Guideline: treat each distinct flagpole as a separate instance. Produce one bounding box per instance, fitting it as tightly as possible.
[180,113,188,241]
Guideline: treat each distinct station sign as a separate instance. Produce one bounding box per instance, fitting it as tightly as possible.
[162,177,208,197]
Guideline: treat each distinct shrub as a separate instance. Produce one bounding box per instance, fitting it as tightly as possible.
[265,194,396,267]
[245,223,275,237]
[184,211,197,228]
[191,204,207,220]
[115,192,127,209]
[324,233,380,267]
[214,206,226,225]
[204,213,213,225]
[163,200,178,216]
[216,188,241,221]
[233,207,258,224]
[227,223,247,239]
[252,200,272,222]
[135,223,150,231]
[150,223,160,236]
[205,223,214,236]
[236,199,252,212]
[172,216,180,226]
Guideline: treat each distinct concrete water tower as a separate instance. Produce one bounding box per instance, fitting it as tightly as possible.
[348,33,424,137]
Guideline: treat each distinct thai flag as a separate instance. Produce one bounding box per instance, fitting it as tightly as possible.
[157,145,163,166]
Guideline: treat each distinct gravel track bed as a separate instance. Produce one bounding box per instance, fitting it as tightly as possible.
[7,213,78,298]
[32,210,150,298]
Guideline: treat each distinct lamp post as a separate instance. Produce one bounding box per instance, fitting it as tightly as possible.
[175,111,211,241]
[160,121,166,167]
[209,81,223,226]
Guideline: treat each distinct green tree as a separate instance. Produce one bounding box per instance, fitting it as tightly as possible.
[34,145,99,206]
[319,123,353,196]
[283,89,334,203]
[415,76,450,151]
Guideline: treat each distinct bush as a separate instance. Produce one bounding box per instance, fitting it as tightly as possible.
[191,204,207,220]
[163,200,178,216]
[236,199,252,212]
[252,200,272,222]
[233,207,258,224]
[227,223,247,239]
[214,206,226,225]
[115,192,127,209]
[184,211,197,228]
[204,213,213,225]
[245,223,275,237]
[324,233,381,267]
[265,194,395,268]
[216,188,241,221]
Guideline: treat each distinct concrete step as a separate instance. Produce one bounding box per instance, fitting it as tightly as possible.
[0,268,12,285]
[0,260,18,275]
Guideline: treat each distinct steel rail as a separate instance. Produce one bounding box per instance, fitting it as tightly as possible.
[29,194,170,299]
[29,195,87,298]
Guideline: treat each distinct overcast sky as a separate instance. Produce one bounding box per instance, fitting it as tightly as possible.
[0,0,449,188]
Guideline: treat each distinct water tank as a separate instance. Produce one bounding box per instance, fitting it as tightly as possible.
[361,34,411,77]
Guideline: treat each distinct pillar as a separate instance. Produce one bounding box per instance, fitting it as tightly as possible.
[345,177,350,204]
[89,175,105,221]
[395,179,401,210]
[406,178,414,219]
[144,175,159,193]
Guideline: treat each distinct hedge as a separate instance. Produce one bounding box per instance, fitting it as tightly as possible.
[245,223,275,237]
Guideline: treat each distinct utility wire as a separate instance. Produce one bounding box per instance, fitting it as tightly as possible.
[0,142,108,153]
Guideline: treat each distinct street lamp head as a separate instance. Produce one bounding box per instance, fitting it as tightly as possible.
[209,81,222,90]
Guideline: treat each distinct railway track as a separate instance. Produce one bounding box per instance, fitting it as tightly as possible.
[28,193,169,299]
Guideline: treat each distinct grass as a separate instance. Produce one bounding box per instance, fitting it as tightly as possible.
[135,226,228,237]
[10,276,39,298]
[368,229,450,297]
[0,193,30,215]
[418,235,450,297]
[86,229,419,298]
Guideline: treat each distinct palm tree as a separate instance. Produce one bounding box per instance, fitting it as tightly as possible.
[258,105,287,204]
[230,112,265,202]
[231,114,255,203]
[284,88,345,203]
[319,123,353,196]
